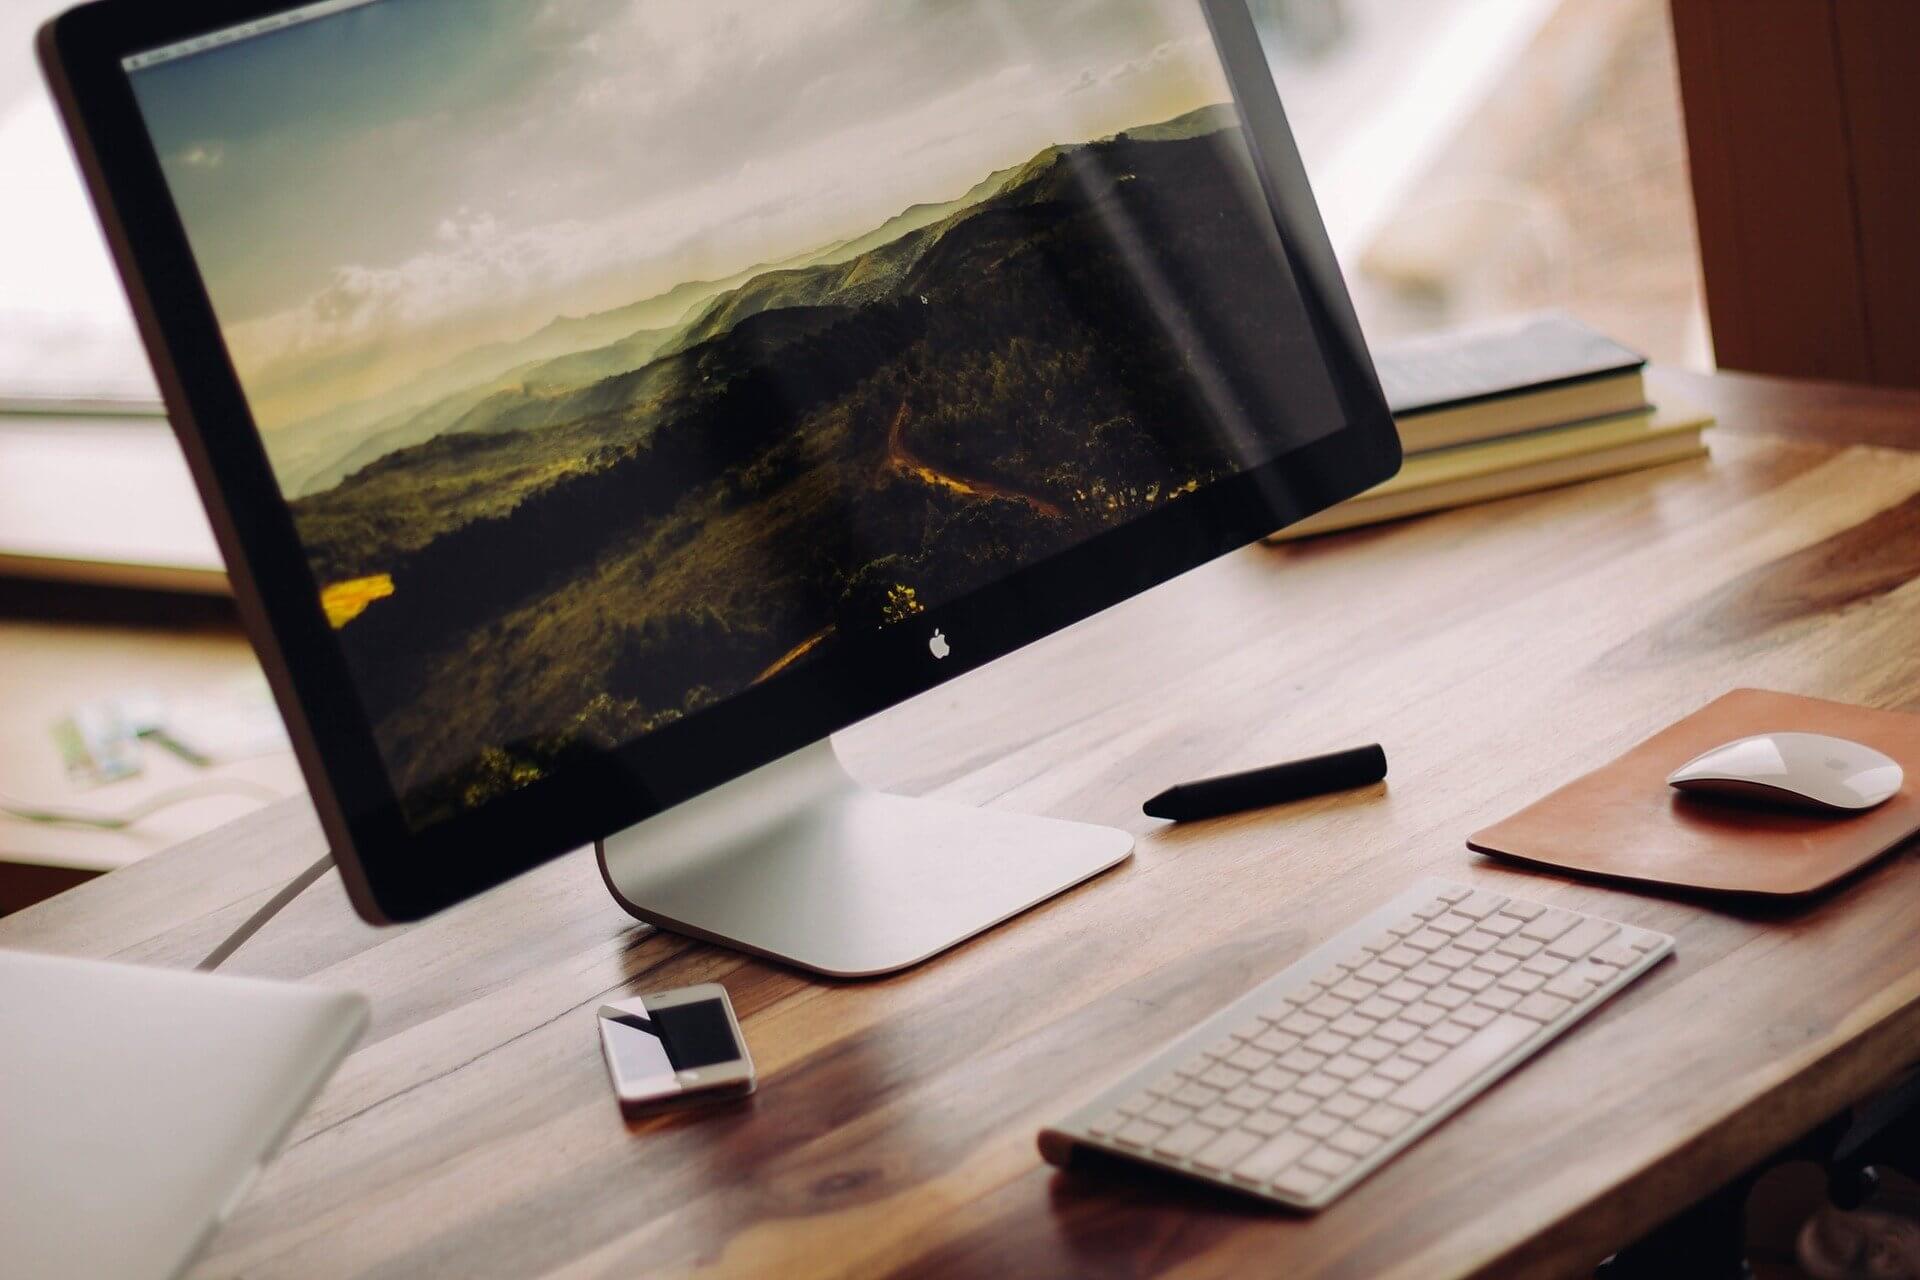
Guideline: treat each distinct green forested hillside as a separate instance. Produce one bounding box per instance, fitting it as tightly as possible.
[291,104,1328,824]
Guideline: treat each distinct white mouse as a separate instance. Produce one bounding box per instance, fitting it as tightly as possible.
[1667,732,1904,813]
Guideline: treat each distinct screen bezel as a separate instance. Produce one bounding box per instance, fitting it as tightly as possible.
[40,0,1401,923]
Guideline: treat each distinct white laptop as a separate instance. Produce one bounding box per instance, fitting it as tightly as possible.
[0,950,367,1280]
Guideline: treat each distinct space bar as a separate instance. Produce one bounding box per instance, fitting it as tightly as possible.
[1390,1014,1538,1114]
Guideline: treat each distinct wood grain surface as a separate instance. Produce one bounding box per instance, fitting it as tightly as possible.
[5,369,1920,1279]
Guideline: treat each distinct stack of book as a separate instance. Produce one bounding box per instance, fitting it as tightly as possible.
[1272,312,1712,540]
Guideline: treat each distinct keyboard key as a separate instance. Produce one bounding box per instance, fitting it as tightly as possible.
[1349,1075,1395,1101]
[1375,1019,1420,1045]
[1329,979,1378,1003]
[1447,968,1496,993]
[1310,965,1354,989]
[1522,953,1565,977]
[1495,936,1540,960]
[1375,1057,1422,1083]
[1269,1090,1316,1118]
[1380,946,1424,969]
[1302,1146,1356,1176]
[1330,1014,1378,1039]
[1499,900,1546,922]
[1427,986,1471,1010]
[1412,895,1451,918]
[1145,1101,1191,1127]
[1295,1112,1342,1140]
[1624,931,1662,954]
[1232,1131,1314,1184]
[1088,1109,1129,1136]
[1548,920,1620,962]
[1273,1166,1328,1198]
[1227,1047,1272,1073]
[1430,946,1475,970]
[1455,930,1499,954]
[1475,986,1522,1012]
[1253,1029,1301,1055]
[1278,1049,1326,1074]
[1406,964,1450,988]
[1402,1002,1446,1027]
[1226,1084,1273,1110]
[1115,1119,1166,1147]
[1513,993,1574,1023]
[1250,1066,1300,1093]
[1323,1054,1368,1081]
[1278,1012,1326,1037]
[1404,929,1448,952]
[1196,1103,1247,1129]
[1472,953,1520,976]
[1429,912,1475,936]
[1243,1108,1291,1137]
[1349,1037,1394,1063]
[1478,913,1522,938]
[1305,995,1353,1019]
[1298,1073,1343,1099]
[1171,1083,1221,1108]
[1451,1003,1498,1029]
[1355,996,1402,1021]
[1382,979,1426,1004]
[1453,891,1509,919]
[1402,1038,1448,1065]
[1567,957,1619,987]
[1200,1065,1248,1090]
[1193,1127,1265,1173]
[1153,1121,1217,1159]
[1427,1021,1472,1047]
[1329,1126,1382,1158]
[1304,1031,1352,1057]
[1497,971,1545,995]
[1355,1103,1417,1138]
[1323,1092,1368,1120]
[1391,1013,1536,1113]
[1543,973,1600,1001]
[1520,910,1577,943]
[1588,942,1640,969]
[1435,885,1472,904]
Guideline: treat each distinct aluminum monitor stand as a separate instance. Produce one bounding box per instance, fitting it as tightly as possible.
[596,738,1133,977]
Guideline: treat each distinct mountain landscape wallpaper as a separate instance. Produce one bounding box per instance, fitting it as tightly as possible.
[133,0,1345,826]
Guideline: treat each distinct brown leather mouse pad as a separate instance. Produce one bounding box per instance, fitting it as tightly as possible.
[1468,689,1920,897]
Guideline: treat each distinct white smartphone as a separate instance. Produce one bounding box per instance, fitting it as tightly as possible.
[596,983,755,1117]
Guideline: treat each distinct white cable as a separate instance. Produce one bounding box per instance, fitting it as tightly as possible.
[196,852,335,972]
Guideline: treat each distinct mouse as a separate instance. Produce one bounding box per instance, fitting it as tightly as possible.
[1667,732,1904,813]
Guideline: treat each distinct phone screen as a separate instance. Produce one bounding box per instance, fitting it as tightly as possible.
[603,998,740,1081]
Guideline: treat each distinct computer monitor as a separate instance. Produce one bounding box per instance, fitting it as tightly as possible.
[42,0,1399,974]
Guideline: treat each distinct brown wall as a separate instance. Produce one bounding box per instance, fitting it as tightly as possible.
[1672,1,1920,389]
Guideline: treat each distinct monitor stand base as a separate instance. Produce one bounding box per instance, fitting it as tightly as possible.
[596,739,1134,978]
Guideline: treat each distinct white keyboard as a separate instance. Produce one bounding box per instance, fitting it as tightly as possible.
[1039,879,1673,1210]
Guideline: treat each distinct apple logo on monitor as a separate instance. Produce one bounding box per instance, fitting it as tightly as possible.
[929,630,951,660]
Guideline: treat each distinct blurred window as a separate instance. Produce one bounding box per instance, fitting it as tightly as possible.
[1257,0,1709,366]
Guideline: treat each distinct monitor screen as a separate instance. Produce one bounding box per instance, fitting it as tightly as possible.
[120,0,1352,833]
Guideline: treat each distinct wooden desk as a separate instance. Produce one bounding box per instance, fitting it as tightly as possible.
[4,368,1918,1279]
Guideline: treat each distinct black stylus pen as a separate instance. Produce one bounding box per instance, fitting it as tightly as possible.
[1142,744,1387,822]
